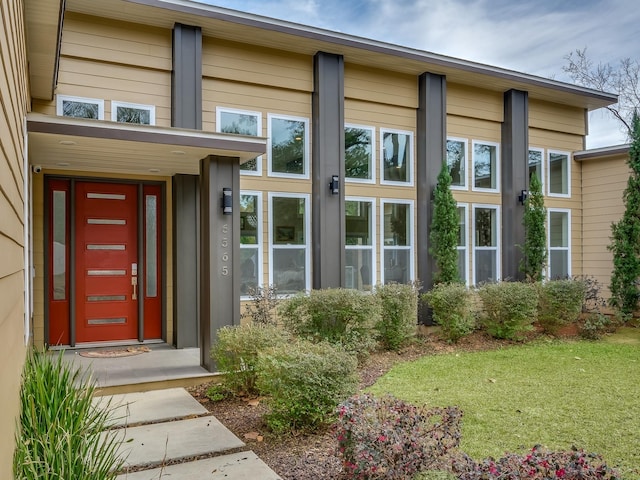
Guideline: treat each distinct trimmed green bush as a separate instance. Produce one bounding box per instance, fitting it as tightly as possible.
[423,283,475,343]
[375,282,419,350]
[280,288,380,358]
[478,282,538,340]
[14,350,124,480]
[210,323,291,395]
[578,312,617,340]
[537,279,586,334]
[257,341,358,433]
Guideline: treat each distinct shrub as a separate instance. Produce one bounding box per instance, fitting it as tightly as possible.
[14,350,125,480]
[478,282,538,340]
[336,394,463,479]
[375,282,420,350]
[241,284,279,325]
[579,313,618,340]
[280,288,380,358]
[537,279,586,335]
[453,444,619,480]
[210,323,291,395]
[423,283,475,343]
[257,341,358,434]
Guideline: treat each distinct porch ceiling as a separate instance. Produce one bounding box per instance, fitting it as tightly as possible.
[27,113,266,176]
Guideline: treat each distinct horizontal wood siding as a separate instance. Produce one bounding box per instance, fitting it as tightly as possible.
[344,64,417,108]
[0,0,28,477]
[529,99,586,136]
[447,83,503,122]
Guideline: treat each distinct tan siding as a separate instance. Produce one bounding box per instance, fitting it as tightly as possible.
[529,99,586,136]
[344,64,417,109]
[447,115,501,142]
[447,83,503,123]
[0,0,28,477]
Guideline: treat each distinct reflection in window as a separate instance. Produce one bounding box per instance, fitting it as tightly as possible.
[473,142,499,191]
[447,139,467,188]
[53,191,66,300]
[145,195,157,297]
[345,126,374,181]
[474,206,499,285]
[219,108,261,173]
[240,192,262,295]
[528,148,543,188]
[381,129,412,184]
[345,199,375,289]
[457,205,468,284]
[548,210,570,279]
[112,101,155,125]
[549,151,570,196]
[382,201,413,284]
[269,115,308,176]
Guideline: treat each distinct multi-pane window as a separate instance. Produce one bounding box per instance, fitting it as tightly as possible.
[268,114,309,178]
[473,205,500,284]
[111,101,155,125]
[528,148,544,190]
[447,138,467,189]
[548,209,570,279]
[345,125,375,183]
[548,151,570,197]
[56,95,104,120]
[269,193,310,294]
[240,192,262,297]
[381,129,413,185]
[217,108,262,175]
[345,198,375,290]
[457,204,469,285]
[472,141,500,192]
[381,199,413,284]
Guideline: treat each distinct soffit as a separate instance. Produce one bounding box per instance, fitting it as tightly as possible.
[64,0,617,111]
[27,113,266,176]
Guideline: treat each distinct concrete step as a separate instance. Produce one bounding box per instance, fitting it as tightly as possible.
[115,451,282,479]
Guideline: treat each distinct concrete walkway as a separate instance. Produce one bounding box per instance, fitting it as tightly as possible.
[95,388,281,479]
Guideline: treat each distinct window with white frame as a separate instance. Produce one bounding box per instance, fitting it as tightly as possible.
[381,199,413,284]
[345,198,375,290]
[111,101,155,125]
[269,193,310,294]
[381,129,413,185]
[472,141,500,192]
[345,125,375,183]
[548,150,570,197]
[548,209,571,279]
[447,138,467,189]
[240,192,262,297]
[457,204,469,285]
[268,114,309,178]
[217,107,262,175]
[56,95,104,120]
[473,205,500,284]
[528,147,544,191]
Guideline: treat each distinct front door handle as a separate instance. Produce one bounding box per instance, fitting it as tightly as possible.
[132,276,138,300]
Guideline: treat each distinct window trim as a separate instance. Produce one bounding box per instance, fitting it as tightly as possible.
[547,149,571,198]
[217,106,263,176]
[345,196,377,289]
[471,140,501,193]
[345,123,376,184]
[472,203,501,285]
[547,208,571,279]
[380,128,414,187]
[111,100,156,125]
[240,190,263,299]
[267,113,310,179]
[457,203,470,286]
[56,95,104,120]
[379,198,414,284]
[528,146,545,195]
[447,137,468,190]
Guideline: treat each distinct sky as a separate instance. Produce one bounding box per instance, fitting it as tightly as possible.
[196,0,639,149]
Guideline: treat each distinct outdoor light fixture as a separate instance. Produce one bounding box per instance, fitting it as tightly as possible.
[329,175,339,195]
[518,190,528,205]
[222,188,232,215]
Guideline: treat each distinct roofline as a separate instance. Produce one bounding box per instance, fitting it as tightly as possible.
[574,144,630,161]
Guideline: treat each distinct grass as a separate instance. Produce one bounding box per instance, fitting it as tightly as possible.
[368,338,640,479]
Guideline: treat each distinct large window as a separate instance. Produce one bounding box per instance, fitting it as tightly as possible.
[217,107,262,175]
[381,199,413,284]
[548,150,570,197]
[268,114,309,178]
[269,193,310,294]
[345,125,375,183]
[457,204,469,285]
[345,198,375,290]
[528,147,544,191]
[56,95,104,120]
[472,141,500,192]
[240,192,263,297]
[548,209,570,279]
[447,138,467,189]
[473,205,500,284]
[381,129,413,185]
[111,101,155,125]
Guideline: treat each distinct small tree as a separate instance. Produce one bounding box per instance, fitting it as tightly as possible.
[520,173,547,282]
[608,111,640,316]
[429,162,461,284]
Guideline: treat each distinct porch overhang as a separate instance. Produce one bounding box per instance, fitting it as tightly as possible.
[27,113,266,176]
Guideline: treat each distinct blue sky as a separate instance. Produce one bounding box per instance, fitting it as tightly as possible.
[196,0,639,148]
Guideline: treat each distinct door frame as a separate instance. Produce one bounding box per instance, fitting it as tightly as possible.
[44,175,166,347]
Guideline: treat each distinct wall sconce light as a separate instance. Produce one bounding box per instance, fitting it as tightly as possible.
[518,190,528,205]
[222,187,232,215]
[329,175,339,195]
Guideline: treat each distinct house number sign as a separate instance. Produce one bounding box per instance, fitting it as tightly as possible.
[220,223,230,276]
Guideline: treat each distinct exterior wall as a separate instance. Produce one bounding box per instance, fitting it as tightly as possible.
[0,0,29,476]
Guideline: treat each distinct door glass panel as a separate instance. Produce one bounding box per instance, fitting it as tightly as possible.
[87,295,127,302]
[146,195,158,297]
[53,190,66,300]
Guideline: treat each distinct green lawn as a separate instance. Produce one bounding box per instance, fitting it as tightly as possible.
[368,338,640,479]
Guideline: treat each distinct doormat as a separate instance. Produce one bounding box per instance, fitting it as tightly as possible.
[79,346,151,358]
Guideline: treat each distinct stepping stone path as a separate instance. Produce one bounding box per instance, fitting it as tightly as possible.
[93,387,281,479]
